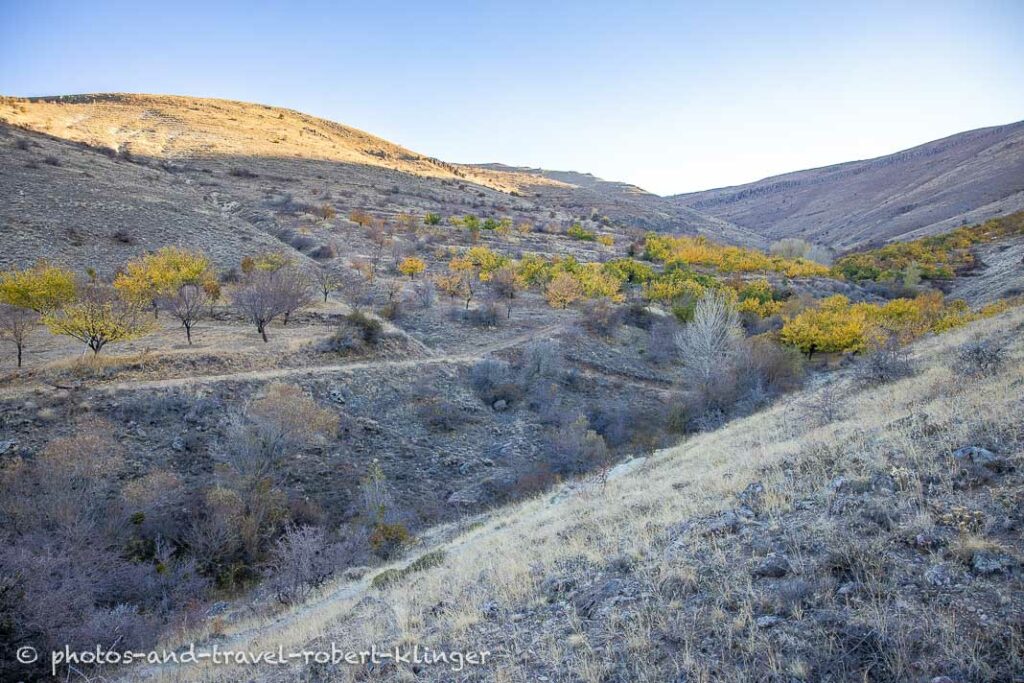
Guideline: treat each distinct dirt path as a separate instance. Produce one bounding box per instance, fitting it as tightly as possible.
[90,324,564,393]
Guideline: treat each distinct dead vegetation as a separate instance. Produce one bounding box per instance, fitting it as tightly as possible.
[120,307,1024,683]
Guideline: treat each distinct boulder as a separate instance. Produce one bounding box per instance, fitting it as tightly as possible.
[754,553,792,578]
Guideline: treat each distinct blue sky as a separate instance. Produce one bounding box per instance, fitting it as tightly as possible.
[2,0,1022,194]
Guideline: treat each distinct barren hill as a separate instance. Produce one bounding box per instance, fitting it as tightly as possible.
[0,94,746,274]
[672,120,1024,250]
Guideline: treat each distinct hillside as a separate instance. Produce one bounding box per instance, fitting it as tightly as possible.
[672,120,1024,250]
[0,94,747,276]
[116,307,1024,682]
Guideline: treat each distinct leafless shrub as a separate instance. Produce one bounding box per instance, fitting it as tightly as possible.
[221,383,339,481]
[646,317,680,365]
[803,381,846,425]
[543,414,608,475]
[953,336,1007,378]
[469,358,521,406]
[580,298,623,336]
[411,280,436,309]
[859,333,915,384]
[265,525,342,605]
[770,237,832,264]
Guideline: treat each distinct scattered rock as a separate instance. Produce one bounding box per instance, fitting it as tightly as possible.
[755,615,783,629]
[754,553,791,578]
[0,440,17,456]
[607,457,646,481]
[171,436,186,452]
[703,510,741,537]
[492,399,508,411]
[737,481,765,509]
[925,563,957,587]
[836,581,862,598]
[541,575,577,601]
[972,551,1014,575]
[572,578,630,618]
[952,446,1010,472]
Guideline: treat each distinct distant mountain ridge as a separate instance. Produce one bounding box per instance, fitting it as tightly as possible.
[672,120,1024,250]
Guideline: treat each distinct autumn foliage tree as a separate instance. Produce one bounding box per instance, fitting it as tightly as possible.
[398,257,426,279]
[43,282,152,354]
[0,261,76,313]
[115,247,214,319]
[0,261,76,367]
[545,272,583,309]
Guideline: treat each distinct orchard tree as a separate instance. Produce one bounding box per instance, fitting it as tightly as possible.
[398,257,426,279]
[489,265,523,319]
[43,283,152,354]
[276,267,314,325]
[159,283,208,344]
[0,261,76,313]
[310,266,339,302]
[114,247,212,318]
[545,272,583,309]
[449,257,479,309]
[0,261,76,366]
[232,267,310,341]
[0,303,38,367]
[433,272,466,305]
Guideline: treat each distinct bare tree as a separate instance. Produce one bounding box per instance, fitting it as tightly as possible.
[489,265,521,319]
[159,283,208,344]
[310,266,339,303]
[0,303,38,367]
[276,267,314,326]
[676,291,742,391]
[233,271,285,342]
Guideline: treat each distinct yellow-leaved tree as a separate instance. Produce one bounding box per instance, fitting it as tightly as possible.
[0,261,76,368]
[0,261,77,313]
[398,257,426,279]
[546,272,584,309]
[114,247,214,319]
[780,295,873,357]
[43,283,153,354]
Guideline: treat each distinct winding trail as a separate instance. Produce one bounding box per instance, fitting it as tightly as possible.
[96,324,564,392]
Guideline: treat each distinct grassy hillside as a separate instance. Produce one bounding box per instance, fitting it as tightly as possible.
[0,94,749,260]
[672,120,1024,250]
[121,306,1023,682]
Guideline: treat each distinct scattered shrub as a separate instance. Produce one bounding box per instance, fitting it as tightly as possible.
[953,336,1006,378]
[469,358,521,405]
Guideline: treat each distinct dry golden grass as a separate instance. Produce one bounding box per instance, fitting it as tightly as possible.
[129,308,1024,682]
[0,94,568,195]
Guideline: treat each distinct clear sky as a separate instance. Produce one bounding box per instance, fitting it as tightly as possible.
[2,0,1022,195]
